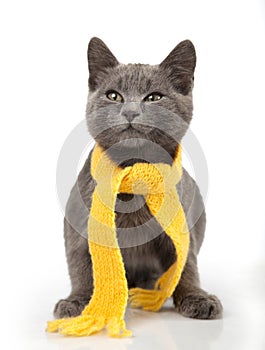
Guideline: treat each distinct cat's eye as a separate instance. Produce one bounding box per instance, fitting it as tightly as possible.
[106,90,123,102]
[144,93,163,102]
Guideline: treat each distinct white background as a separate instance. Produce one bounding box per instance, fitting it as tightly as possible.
[0,0,264,349]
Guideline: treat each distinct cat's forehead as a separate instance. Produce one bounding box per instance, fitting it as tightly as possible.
[105,63,162,95]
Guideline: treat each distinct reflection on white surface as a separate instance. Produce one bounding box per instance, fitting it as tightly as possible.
[20,263,264,350]
[45,307,224,350]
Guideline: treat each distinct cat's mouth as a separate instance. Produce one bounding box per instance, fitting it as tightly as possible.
[122,123,153,134]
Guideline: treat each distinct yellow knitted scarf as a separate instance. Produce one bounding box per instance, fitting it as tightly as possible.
[47,143,190,338]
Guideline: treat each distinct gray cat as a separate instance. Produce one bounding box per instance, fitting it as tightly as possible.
[54,37,223,320]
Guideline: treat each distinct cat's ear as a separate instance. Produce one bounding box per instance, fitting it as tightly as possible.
[87,37,119,91]
[160,40,196,95]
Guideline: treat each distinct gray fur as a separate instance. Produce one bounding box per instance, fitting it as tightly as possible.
[54,37,222,320]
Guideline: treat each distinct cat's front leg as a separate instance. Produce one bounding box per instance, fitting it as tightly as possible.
[173,255,223,319]
[53,219,94,319]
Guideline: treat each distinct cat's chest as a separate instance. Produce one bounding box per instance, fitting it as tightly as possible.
[114,193,176,289]
[114,193,169,246]
[115,193,156,231]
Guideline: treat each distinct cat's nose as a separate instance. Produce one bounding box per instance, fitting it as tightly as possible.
[121,103,141,122]
[122,110,140,122]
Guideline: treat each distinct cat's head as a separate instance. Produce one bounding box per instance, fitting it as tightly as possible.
[86,37,196,163]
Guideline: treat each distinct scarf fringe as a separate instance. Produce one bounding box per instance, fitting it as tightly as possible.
[46,315,132,338]
[129,288,167,312]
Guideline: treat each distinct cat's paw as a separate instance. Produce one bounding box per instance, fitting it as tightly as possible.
[176,293,223,320]
[53,298,88,319]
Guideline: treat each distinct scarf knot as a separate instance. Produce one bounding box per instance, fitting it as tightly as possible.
[118,161,182,195]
